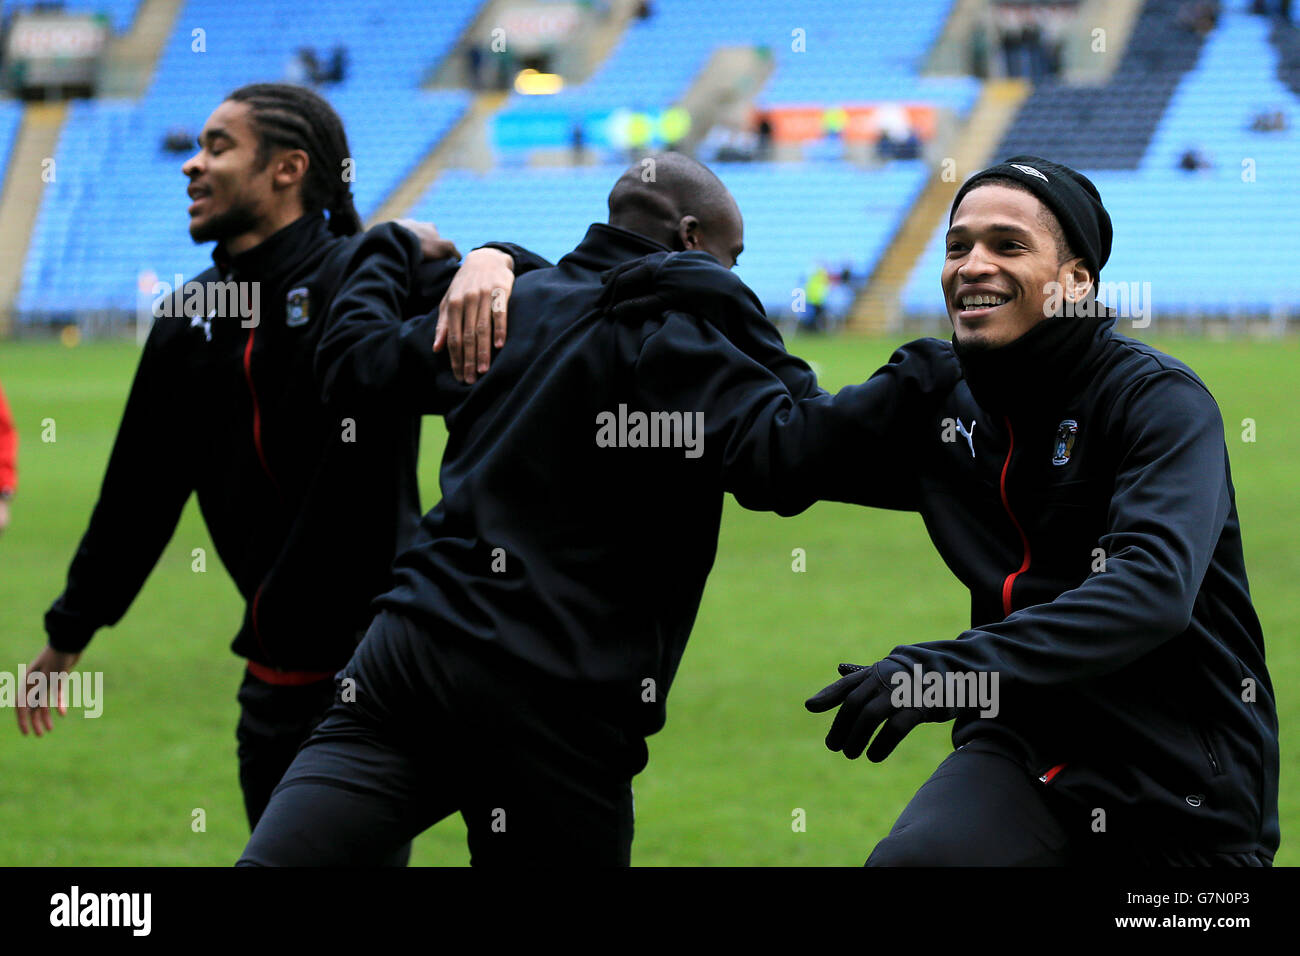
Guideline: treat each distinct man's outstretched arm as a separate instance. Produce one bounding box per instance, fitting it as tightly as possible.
[883,371,1231,687]
[807,370,1237,759]
[630,306,959,516]
[25,325,195,735]
[316,224,549,412]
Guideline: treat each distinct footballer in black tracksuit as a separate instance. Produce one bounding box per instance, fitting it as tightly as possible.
[691,288,1276,865]
[608,263,1277,864]
[44,211,548,830]
[850,312,1280,866]
[239,224,829,865]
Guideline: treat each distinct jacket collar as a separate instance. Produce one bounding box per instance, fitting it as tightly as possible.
[560,223,672,273]
[954,309,1116,418]
[211,212,334,281]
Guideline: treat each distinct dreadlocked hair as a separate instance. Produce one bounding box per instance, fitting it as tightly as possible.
[226,82,362,236]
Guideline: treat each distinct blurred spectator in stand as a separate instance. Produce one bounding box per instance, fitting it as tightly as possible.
[636,0,653,20]
[1042,8,1067,76]
[660,106,691,152]
[702,125,757,163]
[756,111,773,160]
[286,47,322,86]
[571,120,586,164]
[494,48,516,90]
[995,5,1062,80]
[970,22,990,78]
[802,264,830,332]
[1023,19,1046,83]
[626,110,654,162]
[824,269,854,329]
[820,106,847,159]
[1178,146,1212,171]
[1251,108,1287,131]
[822,107,847,139]
[1179,0,1220,35]
[998,7,1025,77]
[0,378,16,537]
[162,126,195,154]
[876,105,921,161]
[323,45,347,85]
[467,45,484,90]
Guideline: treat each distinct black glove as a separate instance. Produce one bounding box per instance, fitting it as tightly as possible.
[804,659,956,761]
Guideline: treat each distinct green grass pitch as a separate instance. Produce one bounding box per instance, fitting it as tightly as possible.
[0,331,1294,865]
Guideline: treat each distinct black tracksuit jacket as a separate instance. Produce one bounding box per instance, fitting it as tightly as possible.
[45,212,548,672]
[316,224,825,735]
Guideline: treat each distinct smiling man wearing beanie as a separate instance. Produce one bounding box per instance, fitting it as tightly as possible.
[793,154,1279,865]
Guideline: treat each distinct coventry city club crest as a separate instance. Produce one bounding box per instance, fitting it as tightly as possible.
[1052,419,1079,466]
[286,287,311,327]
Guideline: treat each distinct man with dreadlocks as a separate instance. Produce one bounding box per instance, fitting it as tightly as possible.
[17,84,551,847]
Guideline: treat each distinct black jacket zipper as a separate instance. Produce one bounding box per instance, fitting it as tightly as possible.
[1196,726,1223,775]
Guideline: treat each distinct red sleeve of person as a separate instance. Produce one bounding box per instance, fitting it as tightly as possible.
[0,379,16,498]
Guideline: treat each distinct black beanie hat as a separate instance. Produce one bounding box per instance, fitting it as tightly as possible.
[949,155,1113,281]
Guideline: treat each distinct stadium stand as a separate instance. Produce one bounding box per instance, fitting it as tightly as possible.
[493,0,978,158]
[18,0,1291,327]
[902,0,1300,320]
[2,0,141,34]
[407,159,929,314]
[18,0,478,315]
[994,0,1207,171]
[1270,13,1300,97]
[17,0,961,321]
[756,0,978,110]
[0,101,21,181]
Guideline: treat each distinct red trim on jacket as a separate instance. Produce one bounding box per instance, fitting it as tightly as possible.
[999,416,1032,618]
[246,660,337,686]
[0,380,17,494]
[241,326,277,489]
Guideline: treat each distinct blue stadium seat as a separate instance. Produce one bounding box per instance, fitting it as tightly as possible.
[492,0,977,157]
[0,101,21,184]
[407,160,929,314]
[18,0,481,316]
